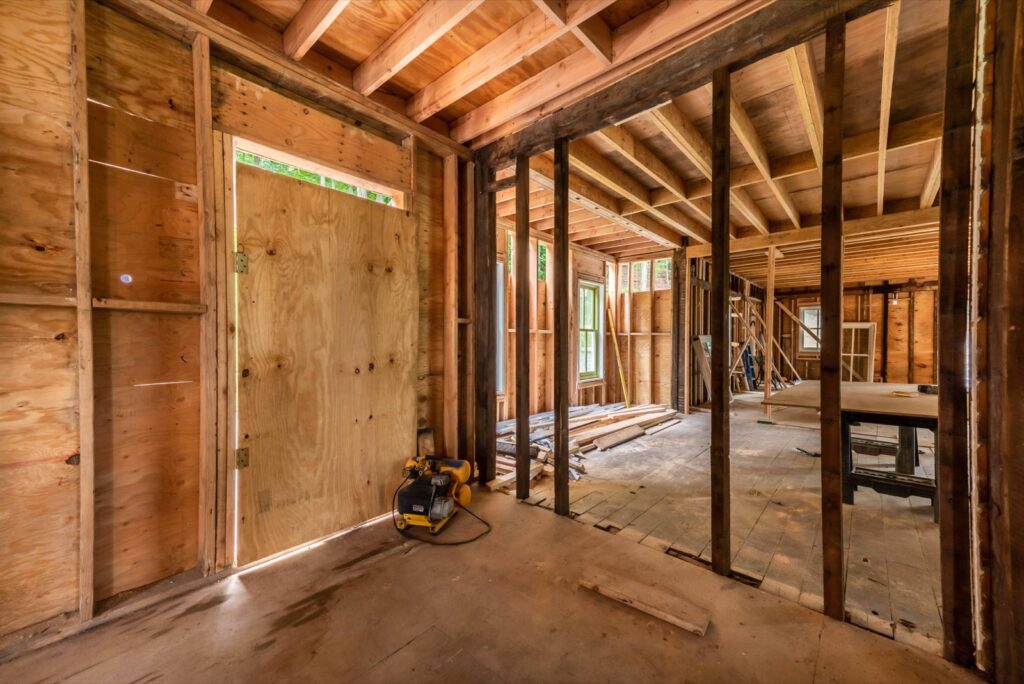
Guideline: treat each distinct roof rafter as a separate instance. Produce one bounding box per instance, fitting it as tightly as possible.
[407,0,615,122]
[572,16,613,64]
[876,0,901,214]
[785,41,824,170]
[450,0,762,143]
[717,87,802,228]
[353,0,484,96]
[647,103,768,234]
[529,156,683,249]
[282,0,352,60]
[919,139,942,208]
[568,138,710,242]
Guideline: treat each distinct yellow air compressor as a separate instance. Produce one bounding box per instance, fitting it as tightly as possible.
[395,456,472,534]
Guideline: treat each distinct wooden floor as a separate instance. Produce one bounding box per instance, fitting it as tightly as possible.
[517,392,943,654]
[0,489,973,684]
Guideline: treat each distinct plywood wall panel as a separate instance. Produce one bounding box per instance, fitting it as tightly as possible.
[653,335,672,404]
[234,164,416,564]
[86,2,195,131]
[887,293,911,382]
[88,102,196,183]
[90,163,200,303]
[0,307,80,635]
[0,1,75,297]
[912,289,936,384]
[92,310,200,600]
[211,67,411,194]
[653,290,672,333]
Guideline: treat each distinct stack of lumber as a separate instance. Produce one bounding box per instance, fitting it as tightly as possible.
[493,403,682,483]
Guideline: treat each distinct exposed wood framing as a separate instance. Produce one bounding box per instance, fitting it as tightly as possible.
[573,16,613,65]
[670,249,684,411]
[453,0,769,144]
[353,0,483,96]
[710,66,731,577]
[686,207,939,257]
[938,0,976,665]
[515,155,532,499]
[567,139,709,242]
[479,0,892,164]
[192,33,218,577]
[921,140,943,208]
[528,156,683,248]
[647,104,769,234]
[473,159,497,484]
[106,0,470,159]
[71,0,95,623]
[722,88,802,229]
[763,248,776,417]
[282,0,352,60]
[443,155,459,458]
[820,14,846,622]
[876,1,901,215]
[786,42,824,170]
[407,0,615,122]
[985,0,1024,675]
[553,138,571,516]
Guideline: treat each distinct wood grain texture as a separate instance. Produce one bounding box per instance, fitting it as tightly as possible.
[710,66,731,577]
[553,138,570,516]
[0,0,76,297]
[234,164,416,565]
[89,163,200,304]
[820,15,846,622]
[88,102,197,184]
[210,67,412,197]
[0,307,80,635]
[92,310,200,600]
[86,1,195,131]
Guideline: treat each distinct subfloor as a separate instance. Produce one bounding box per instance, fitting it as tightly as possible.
[0,491,972,684]
[517,392,942,653]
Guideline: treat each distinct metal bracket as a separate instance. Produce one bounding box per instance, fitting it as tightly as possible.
[234,251,249,274]
[235,447,249,469]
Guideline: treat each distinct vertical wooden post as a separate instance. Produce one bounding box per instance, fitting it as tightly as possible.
[820,15,846,622]
[473,156,496,484]
[984,0,1024,675]
[710,67,731,577]
[939,0,977,665]
[682,255,692,414]
[460,161,475,463]
[192,33,218,577]
[553,138,570,516]
[515,155,532,499]
[671,248,684,411]
[443,155,460,458]
[71,0,95,622]
[763,248,776,418]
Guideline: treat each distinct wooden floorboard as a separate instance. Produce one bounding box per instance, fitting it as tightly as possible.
[509,392,942,654]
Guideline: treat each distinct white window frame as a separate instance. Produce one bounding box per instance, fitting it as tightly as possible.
[577,280,605,381]
[799,304,822,352]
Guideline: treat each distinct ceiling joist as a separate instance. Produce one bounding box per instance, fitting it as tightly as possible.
[282,0,352,60]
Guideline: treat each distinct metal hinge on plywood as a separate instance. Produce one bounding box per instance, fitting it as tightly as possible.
[235,448,249,469]
[234,251,249,274]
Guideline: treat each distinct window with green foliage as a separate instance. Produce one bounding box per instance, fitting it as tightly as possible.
[631,260,651,292]
[618,263,629,292]
[235,149,394,206]
[653,258,672,290]
[578,281,604,380]
[537,243,548,281]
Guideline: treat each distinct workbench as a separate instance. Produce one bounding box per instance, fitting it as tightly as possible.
[762,381,939,517]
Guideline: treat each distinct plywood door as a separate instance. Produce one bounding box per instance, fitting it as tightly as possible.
[233,164,416,565]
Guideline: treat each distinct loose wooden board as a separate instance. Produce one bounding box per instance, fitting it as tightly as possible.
[593,424,645,450]
[579,568,711,637]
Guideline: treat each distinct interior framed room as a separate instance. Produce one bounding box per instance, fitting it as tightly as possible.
[0,0,1020,682]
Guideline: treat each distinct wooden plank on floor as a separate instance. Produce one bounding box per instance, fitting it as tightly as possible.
[579,569,711,636]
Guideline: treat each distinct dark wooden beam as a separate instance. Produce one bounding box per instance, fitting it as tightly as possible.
[473,156,497,484]
[478,0,893,165]
[986,0,1024,675]
[939,0,977,666]
[670,247,684,411]
[710,66,731,577]
[515,155,532,500]
[820,15,846,622]
[553,138,571,516]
